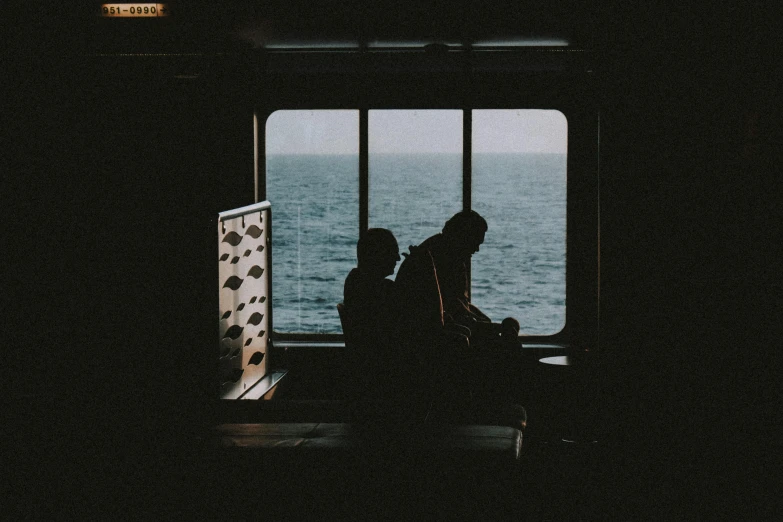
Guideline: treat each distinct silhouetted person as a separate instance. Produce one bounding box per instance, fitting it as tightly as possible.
[393,213,485,411]
[423,210,490,326]
[395,210,523,418]
[399,210,519,346]
[343,229,429,428]
[344,228,400,346]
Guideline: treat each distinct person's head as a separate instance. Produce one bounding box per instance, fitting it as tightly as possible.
[442,210,488,259]
[357,228,400,277]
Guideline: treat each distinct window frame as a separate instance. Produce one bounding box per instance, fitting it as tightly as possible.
[254,52,599,352]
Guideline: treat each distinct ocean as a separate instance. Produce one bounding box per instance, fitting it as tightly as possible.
[267,152,566,335]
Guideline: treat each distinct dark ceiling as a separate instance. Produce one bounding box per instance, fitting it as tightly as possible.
[7,1,600,55]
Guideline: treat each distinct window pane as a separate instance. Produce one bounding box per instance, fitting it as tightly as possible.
[472,110,567,334]
[368,110,463,276]
[266,110,359,333]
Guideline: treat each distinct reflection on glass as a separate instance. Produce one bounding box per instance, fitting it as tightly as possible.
[472,110,567,335]
[368,110,463,276]
[266,110,359,333]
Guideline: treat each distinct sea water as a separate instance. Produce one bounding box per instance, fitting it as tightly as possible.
[267,152,566,335]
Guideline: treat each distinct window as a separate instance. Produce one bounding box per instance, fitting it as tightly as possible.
[369,110,463,276]
[472,110,568,334]
[264,109,569,338]
[266,110,359,334]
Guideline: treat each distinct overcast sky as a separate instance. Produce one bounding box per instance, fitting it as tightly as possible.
[266,109,567,155]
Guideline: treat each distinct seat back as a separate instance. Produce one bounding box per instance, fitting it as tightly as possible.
[336,303,356,349]
[395,246,445,337]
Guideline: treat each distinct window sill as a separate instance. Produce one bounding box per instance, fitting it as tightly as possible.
[273,340,568,351]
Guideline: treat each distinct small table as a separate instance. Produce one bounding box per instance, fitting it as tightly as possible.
[536,355,597,443]
[539,355,570,367]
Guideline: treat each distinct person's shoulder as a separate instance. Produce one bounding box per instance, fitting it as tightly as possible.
[421,234,448,258]
[345,267,359,285]
[397,245,437,287]
[419,233,441,249]
[403,235,439,261]
[344,267,361,296]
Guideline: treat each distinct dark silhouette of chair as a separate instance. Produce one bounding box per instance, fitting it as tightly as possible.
[336,303,356,349]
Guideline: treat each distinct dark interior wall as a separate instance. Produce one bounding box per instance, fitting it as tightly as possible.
[594,4,776,507]
[7,50,261,508]
[8,51,256,455]
[82,58,255,424]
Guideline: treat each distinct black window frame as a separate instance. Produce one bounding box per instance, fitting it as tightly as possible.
[254,49,599,353]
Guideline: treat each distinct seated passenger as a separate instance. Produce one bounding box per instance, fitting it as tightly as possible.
[343,229,429,426]
[397,210,520,348]
[343,228,400,347]
[395,210,522,411]
[394,235,472,408]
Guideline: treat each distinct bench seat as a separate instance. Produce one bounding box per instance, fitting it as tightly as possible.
[212,422,523,468]
[216,399,526,430]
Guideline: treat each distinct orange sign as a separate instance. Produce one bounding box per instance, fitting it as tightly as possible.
[100,4,170,17]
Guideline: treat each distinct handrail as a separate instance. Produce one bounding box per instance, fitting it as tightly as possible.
[218,201,271,222]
